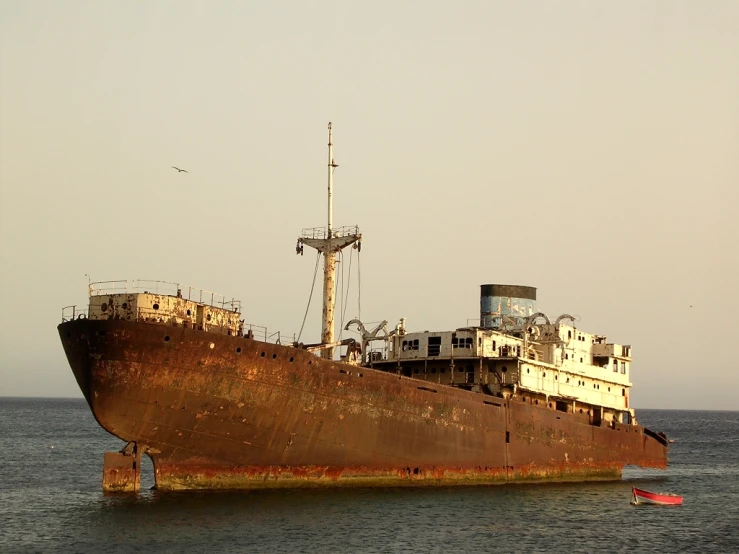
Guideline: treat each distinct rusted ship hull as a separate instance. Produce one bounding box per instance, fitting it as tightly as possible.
[59,318,667,491]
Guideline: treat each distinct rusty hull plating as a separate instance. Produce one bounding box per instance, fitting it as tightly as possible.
[58,125,668,491]
[58,317,668,492]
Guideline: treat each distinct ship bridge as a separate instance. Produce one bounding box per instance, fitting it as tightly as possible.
[362,284,636,426]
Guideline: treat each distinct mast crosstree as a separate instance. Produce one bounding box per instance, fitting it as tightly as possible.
[297,123,362,359]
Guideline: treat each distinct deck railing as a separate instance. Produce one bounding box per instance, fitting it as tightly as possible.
[61,305,88,322]
[300,225,360,240]
[88,280,241,311]
[60,304,294,345]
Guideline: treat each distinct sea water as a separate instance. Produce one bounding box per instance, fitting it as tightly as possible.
[0,399,736,553]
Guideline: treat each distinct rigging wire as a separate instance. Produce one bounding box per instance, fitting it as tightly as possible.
[357,248,361,321]
[337,250,344,340]
[338,246,354,340]
[297,250,321,343]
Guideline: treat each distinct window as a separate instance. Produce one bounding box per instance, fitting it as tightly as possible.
[402,339,420,352]
[621,361,626,374]
[428,336,441,356]
[452,336,473,349]
[613,359,618,372]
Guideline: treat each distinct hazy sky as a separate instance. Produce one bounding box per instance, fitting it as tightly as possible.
[1,1,737,409]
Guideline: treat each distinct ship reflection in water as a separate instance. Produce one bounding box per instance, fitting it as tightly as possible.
[57,124,668,492]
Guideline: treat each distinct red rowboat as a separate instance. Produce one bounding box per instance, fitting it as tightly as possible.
[632,487,683,506]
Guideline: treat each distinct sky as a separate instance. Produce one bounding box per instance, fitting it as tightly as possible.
[0,1,737,410]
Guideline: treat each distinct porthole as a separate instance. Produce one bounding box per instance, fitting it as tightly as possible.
[153,303,159,310]
[186,309,191,316]
[608,387,611,392]
[122,302,128,309]
[289,357,294,363]
[579,409,583,414]
[527,368,530,373]
[101,303,108,312]
[272,353,277,359]
[431,368,437,373]
[502,367,507,373]
[548,403,552,408]
[260,352,266,357]
[543,372,546,378]
[535,399,539,405]
[209,342,215,349]
[206,314,212,321]
[236,347,242,353]
[555,375,558,381]
[164,336,170,342]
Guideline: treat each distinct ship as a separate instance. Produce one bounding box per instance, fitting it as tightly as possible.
[58,123,669,492]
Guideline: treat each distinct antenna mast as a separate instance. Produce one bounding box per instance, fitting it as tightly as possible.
[328,122,335,236]
[297,123,362,359]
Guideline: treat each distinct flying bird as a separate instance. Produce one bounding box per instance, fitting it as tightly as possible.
[172,166,188,173]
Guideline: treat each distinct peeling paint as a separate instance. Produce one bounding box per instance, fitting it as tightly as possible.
[59,317,669,491]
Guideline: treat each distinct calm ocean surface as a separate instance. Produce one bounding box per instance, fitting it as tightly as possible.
[0,399,736,553]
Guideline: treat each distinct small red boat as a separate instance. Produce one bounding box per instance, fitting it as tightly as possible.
[632,487,683,506]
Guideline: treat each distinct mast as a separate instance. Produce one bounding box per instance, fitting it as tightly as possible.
[297,123,362,359]
[328,122,334,236]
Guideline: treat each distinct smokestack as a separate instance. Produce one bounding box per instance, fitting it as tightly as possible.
[480,284,537,329]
